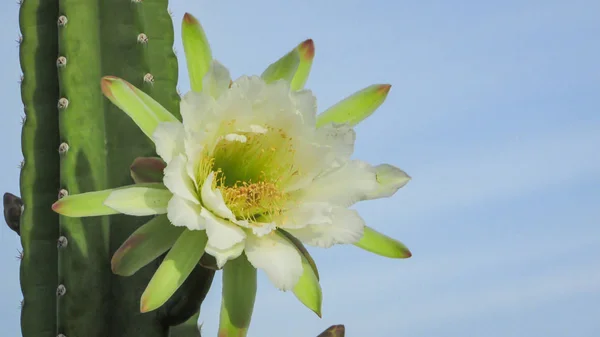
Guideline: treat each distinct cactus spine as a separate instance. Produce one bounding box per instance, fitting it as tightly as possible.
[18,0,209,336]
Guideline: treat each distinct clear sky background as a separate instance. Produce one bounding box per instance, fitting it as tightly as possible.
[1,0,599,336]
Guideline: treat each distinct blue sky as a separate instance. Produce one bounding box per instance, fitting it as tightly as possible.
[1,0,599,336]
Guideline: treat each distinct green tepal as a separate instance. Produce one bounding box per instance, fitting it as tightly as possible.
[18,0,211,336]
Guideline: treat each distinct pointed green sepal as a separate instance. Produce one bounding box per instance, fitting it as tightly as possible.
[218,254,257,337]
[279,229,319,280]
[290,244,322,316]
[182,13,212,92]
[130,157,166,184]
[140,229,208,313]
[261,46,301,84]
[111,215,184,276]
[354,226,411,258]
[316,84,392,127]
[101,76,178,139]
[103,184,171,216]
[290,39,315,90]
[317,325,346,337]
[51,183,168,218]
[367,164,411,200]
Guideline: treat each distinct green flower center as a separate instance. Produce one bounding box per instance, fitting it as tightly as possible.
[198,126,298,220]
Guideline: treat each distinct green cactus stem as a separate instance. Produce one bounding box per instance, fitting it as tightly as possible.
[18,0,210,336]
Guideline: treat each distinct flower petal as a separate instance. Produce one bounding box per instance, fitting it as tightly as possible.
[100,76,179,138]
[296,160,408,207]
[291,89,317,126]
[167,196,205,230]
[111,215,184,276]
[278,202,333,229]
[163,154,199,204]
[200,172,236,220]
[354,226,412,259]
[285,206,365,248]
[203,60,232,99]
[295,160,376,207]
[140,229,208,313]
[290,39,315,91]
[245,232,303,291]
[316,83,392,127]
[130,157,166,184]
[152,122,185,163]
[218,254,257,337]
[180,91,217,135]
[201,208,246,250]
[103,184,172,216]
[182,13,212,92]
[204,241,245,269]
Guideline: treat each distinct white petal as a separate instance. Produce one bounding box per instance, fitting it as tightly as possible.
[295,160,379,207]
[166,195,205,230]
[180,91,217,133]
[204,241,245,268]
[202,60,232,99]
[103,186,172,216]
[278,202,333,229]
[285,207,365,248]
[249,222,277,237]
[245,232,303,291]
[163,154,199,204]
[184,130,210,185]
[200,208,246,250]
[282,125,355,193]
[152,121,185,163]
[291,89,317,126]
[200,172,236,220]
[315,123,356,171]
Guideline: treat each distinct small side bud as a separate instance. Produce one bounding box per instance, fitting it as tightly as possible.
[3,193,23,235]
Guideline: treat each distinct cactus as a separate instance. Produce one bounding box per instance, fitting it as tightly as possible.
[17,0,212,336]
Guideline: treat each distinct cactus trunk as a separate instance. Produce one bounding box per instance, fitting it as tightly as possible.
[18,0,208,336]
